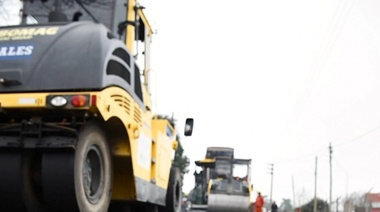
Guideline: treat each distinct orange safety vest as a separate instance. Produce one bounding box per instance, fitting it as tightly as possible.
[255,196,265,212]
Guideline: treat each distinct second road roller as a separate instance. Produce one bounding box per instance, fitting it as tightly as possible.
[187,147,253,212]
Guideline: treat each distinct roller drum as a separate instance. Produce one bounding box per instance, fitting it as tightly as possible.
[207,194,250,212]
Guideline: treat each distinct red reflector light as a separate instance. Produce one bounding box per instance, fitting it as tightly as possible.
[91,95,97,106]
[71,95,88,107]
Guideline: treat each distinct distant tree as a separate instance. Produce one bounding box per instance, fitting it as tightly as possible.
[279,199,293,212]
[173,135,190,184]
[297,188,311,206]
[300,198,329,212]
[344,192,366,207]
[342,192,367,212]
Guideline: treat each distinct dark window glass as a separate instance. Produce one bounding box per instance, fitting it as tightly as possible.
[23,1,116,31]
[134,64,143,101]
[106,60,130,84]
[112,48,130,67]
[166,125,173,137]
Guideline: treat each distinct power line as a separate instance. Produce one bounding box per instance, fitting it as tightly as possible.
[273,122,380,164]
[293,0,349,118]
[293,0,356,121]
[273,146,327,164]
[334,124,380,148]
[334,158,349,195]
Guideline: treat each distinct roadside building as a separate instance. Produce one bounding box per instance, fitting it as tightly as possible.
[366,193,380,212]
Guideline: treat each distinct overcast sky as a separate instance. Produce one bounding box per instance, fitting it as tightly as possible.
[2,0,380,205]
[141,0,380,204]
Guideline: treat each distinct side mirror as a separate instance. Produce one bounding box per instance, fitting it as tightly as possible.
[184,118,194,136]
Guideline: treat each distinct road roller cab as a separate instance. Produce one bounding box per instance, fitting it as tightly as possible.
[0,0,192,211]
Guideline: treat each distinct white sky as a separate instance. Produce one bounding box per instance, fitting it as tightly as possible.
[2,0,380,206]
[141,0,380,205]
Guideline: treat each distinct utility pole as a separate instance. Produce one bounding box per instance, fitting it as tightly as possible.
[313,157,318,212]
[268,163,274,204]
[336,197,340,212]
[292,176,296,209]
[329,143,333,212]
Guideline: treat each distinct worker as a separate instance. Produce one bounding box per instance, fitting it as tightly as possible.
[271,201,278,212]
[255,192,265,212]
[195,184,203,204]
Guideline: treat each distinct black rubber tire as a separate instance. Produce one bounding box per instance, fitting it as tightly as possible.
[74,122,113,212]
[0,151,27,211]
[21,151,45,212]
[42,151,77,212]
[159,167,182,212]
[0,150,44,212]
[42,122,113,212]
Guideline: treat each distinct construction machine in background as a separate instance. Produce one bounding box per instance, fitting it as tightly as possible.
[187,147,253,212]
[0,0,193,211]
